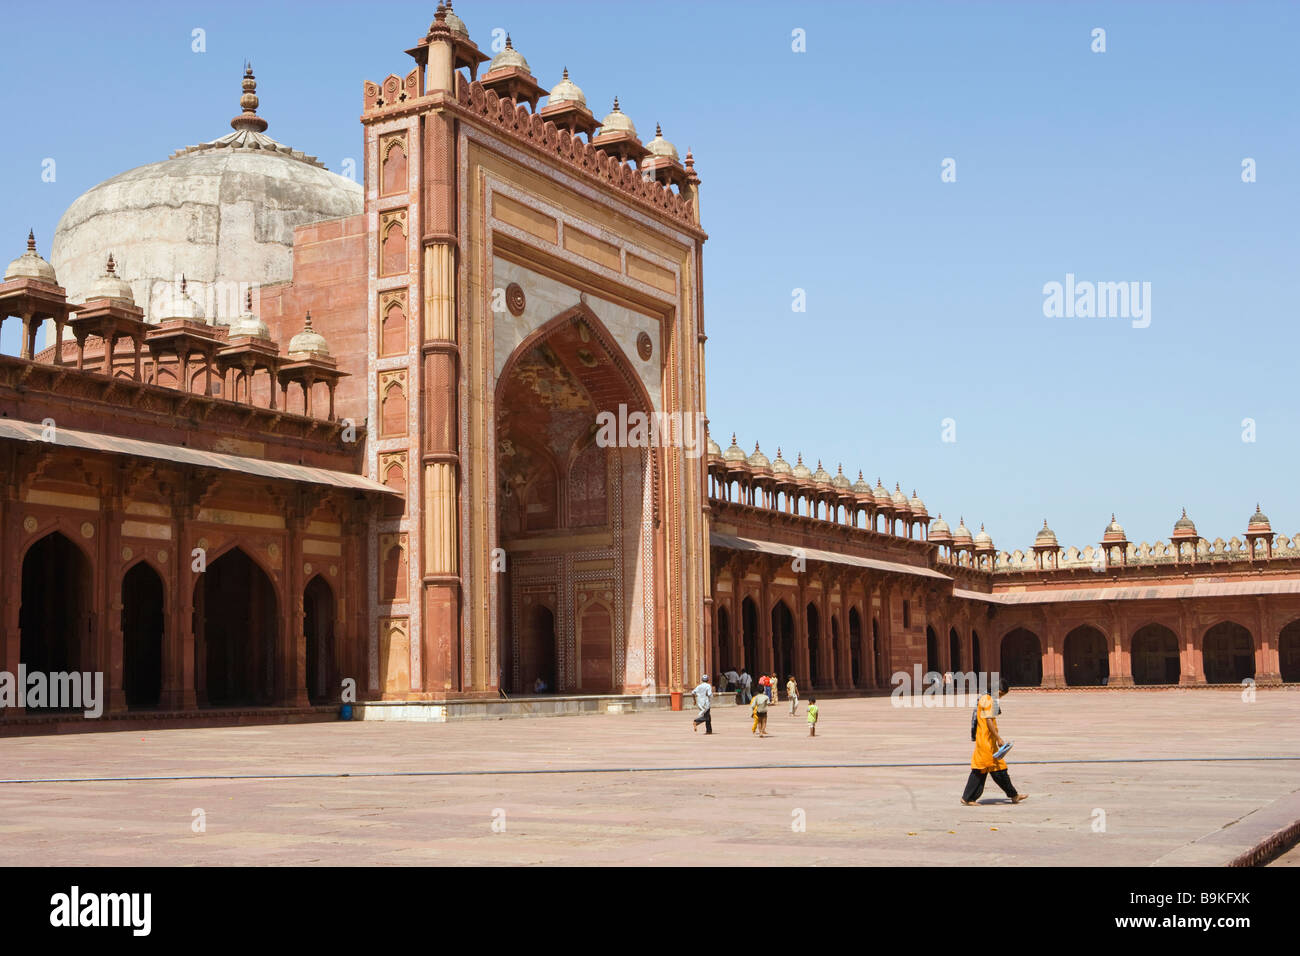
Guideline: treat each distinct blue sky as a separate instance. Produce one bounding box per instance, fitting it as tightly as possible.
[1,1,1296,553]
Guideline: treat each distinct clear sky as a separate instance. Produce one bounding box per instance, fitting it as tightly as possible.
[1,0,1296,554]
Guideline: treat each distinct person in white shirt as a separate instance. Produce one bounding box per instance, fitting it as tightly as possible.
[738,669,753,704]
[691,675,714,734]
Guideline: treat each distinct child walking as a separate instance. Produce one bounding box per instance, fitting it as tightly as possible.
[751,689,769,737]
[807,697,819,736]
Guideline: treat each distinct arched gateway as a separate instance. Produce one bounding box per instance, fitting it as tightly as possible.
[495,307,661,695]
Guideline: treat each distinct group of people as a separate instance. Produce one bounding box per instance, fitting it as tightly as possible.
[691,673,819,737]
[695,670,1029,806]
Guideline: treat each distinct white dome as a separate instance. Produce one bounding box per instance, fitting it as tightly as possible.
[599,98,636,137]
[5,232,57,283]
[50,69,362,329]
[487,35,530,74]
[646,124,678,161]
[547,68,586,108]
[83,254,134,305]
[287,312,330,357]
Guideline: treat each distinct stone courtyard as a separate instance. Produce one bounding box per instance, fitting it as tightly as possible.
[0,689,1297,866]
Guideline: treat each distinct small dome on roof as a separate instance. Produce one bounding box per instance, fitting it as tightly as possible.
[952,517,973,544]
[599,97,636,137]
[974,524,994,551]
[1102,513,1126,541]
[909,490,928,517]
[873,478,891,506]
[706,435,722,458]
[722,433,746,463]
[747,443,771,472]
[771,448,792,476]
[646,123,678,161]
[1247,504,1271,531]
[83,253,133,304]
[792,454,812,481]
[287,311,330,357]
[1172,508,1198,536]
[831,464,851,490]
[853,470,873,495]
[891,483,910,510]
[487,34,530,74]
[547,67,586,108]
[1033,520,1058,548]
[929,514,952,542]
[811,460,832,485]
[5,231,57,283]
[442,0,469,37]
[227,289,270,339]
[158,276,205,321]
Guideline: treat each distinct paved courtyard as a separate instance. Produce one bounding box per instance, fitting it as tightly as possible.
[0,689,1297,866]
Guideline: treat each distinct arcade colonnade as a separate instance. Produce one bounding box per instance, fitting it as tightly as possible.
[709,550,1300,690]
[0,449,377,717]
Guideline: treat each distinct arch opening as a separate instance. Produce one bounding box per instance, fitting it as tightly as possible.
[122,562,164,709]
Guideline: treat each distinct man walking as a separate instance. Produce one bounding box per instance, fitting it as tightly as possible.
[692,674,714,734]
[738,668,753,704]
[961,679,1028,805]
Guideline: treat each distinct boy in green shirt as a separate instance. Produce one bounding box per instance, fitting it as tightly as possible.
[806,698,819,737]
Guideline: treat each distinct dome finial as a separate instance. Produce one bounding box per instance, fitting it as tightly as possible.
[563,66,569,79]
[26,229,36,252]
[656,122,663,137]
[106,253,117,274]
[246,287,253,311]
[613,95,620,111]
[304,310,313,329]
[231,64,269,134]
[505,33,513,50]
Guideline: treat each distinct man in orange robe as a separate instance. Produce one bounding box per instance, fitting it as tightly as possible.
[961,679,1028,806]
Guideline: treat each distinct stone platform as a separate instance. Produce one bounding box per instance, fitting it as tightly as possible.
[0,689,1297,866]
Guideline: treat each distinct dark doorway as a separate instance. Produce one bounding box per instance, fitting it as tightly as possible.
[1064,625,1109,686]
[19,532,92,710]
[716,605,731,675]
[830,616,839,688]
[1281,621,1300,683]
[872,618,883,688]
[1000,628,1042,687]
[972,629,983,677]
[1131,624,1180,684]
[849,608,862,688]
[1203,621,1255,684]
[304,575,336,705]
[122,562,164,708]
[195,548,279,706]
[925,626,940,676]
[522,604,556,693]
[807,603,820,686]
[772,601,795,686]
[742,597,759,677]
[949,627,962,673]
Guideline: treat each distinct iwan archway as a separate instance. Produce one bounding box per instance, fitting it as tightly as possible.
[495,306,661,695]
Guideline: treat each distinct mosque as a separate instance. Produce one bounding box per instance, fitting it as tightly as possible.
[1,4,1297,727]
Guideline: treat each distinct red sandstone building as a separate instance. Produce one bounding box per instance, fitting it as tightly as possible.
[1,6,1296,728]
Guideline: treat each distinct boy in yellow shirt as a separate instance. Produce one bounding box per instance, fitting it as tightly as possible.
[751,690,769,737]
[806,698,819,736]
